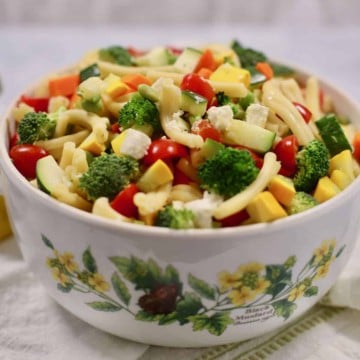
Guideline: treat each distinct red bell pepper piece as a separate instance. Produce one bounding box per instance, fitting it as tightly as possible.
[20,95,49,113]
[110,183,139,218]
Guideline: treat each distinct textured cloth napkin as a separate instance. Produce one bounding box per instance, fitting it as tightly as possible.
[0,235,360,360]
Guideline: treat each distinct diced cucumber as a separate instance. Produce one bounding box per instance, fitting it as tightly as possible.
[174,47,202,73]
[250,71,266,88]
[135,47,174,66]
[223,120,275,153]
[181,90,207,116]
[199,138,225,160]
[36,155,68,195]
[138,84,159,102]
[315,114,352,156]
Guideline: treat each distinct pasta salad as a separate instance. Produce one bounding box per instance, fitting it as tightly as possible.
[8,40,360,229]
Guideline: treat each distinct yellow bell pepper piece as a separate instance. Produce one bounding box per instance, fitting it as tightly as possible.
[209,63,251,88]
[329,149,355,180]
[268,175,296,207]
[313,176,340,203]
[136,160,174,192]
[246,191,287,223]
[330,169,352,190]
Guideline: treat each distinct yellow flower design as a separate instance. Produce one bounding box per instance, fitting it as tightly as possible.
[235,262,264,277]
[313,239,336,264]
[288,284,306,302]
[314,261,332,280]
[59,252,79,273]
[52,267,70,286]
[46,257,53,268]
[229,286,256,306]
[88,273,110,292]
[217,271,240,292]
[253,278,271,295]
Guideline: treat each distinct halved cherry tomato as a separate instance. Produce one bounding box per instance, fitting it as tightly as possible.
[127,46,145,57]
[167,46,183,56]
[219,209,250,227]
[142,137,188,165]
[192,119,222,142]
[20,95,49,113]
[9,144,49,179]
[274,135,299,176]
[293,102,312,123]
[110,183,139,218]
[180,73,215,107]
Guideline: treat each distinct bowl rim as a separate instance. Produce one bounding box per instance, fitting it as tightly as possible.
[1,59,360,241]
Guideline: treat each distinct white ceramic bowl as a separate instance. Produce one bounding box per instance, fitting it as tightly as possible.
[1,63,360,347]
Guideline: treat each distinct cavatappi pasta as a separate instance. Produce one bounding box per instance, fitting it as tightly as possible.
[8,41,360,229]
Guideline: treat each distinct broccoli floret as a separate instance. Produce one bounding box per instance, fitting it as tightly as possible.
[98,46,132,66]
[118,95,160,131]
[155,205,195,229]
[198,147,259,197]
[79,153,139,201]
[215,92,243,118]
[293,139,330,193]
[287,192,318,215]
[17,111,56,144]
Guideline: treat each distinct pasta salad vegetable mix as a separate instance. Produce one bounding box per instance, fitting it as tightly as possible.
[8,40,360,229]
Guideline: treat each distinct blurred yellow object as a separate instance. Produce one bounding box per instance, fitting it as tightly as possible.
[0,195,12,240]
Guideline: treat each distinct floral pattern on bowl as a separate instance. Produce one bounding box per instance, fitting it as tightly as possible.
[43,234,344,336]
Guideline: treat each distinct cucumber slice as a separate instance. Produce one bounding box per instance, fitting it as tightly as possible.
[223,120,275,153]
[174,47,202,73]
[135,47,174,66]
[181,90,207,116]
[36,155,68,195]
[315,114,352,156]
[199,138,225,160]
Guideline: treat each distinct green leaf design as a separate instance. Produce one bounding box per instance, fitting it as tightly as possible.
[135,310,162,322]
[110,256,154,290]
[265,264,292,297]
[57,283,73,293]
[304,286,318,297]
[189,312,233,336]
[82,247,97,273]
[42,234,54,249]
[188,273,216,300]
[158,312,178,325]
[336,245,346,258]
[272,299,297,320]
[148,258,162,280]
[86,301,122,312]
[111,272,131,305]
[175,292,203,325]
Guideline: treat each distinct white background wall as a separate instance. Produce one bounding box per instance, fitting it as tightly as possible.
[1,0,360,27]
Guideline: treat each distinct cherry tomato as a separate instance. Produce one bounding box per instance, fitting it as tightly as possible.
[127,46,145,57]
[110,183,139,218]
[167,46,183,56]
[142,137,188,165]
[274,135,299,176]
[219,209,250,227]
[180,73,215,107]
[9,144,49,179]
[293,102,312,123]
[192,120,222,142]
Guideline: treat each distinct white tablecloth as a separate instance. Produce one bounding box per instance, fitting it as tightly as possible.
[1,24,360,359]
